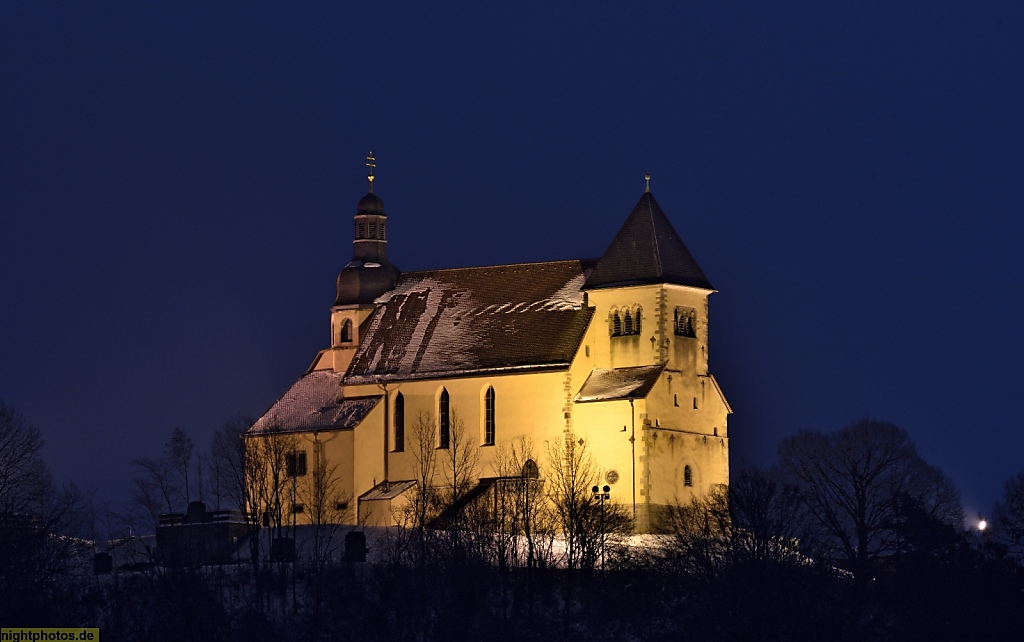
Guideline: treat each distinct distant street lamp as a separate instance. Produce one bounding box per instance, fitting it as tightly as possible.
[592,484,611,569]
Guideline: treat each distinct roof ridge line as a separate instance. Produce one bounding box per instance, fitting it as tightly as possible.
[399,258,595,275]
[646,194,663,278]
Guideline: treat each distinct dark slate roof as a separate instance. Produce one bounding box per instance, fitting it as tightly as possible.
[583,191,713,290]
[248,371,381,434]
[335,260,401,306]
[356,191,385,215]
[574,365,665,402]
[344,260,595,383]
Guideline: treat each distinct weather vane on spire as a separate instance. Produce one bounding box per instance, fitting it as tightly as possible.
[644,172,651,193]
[366,151,376,193]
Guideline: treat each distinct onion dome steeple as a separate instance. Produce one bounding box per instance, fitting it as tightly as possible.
[334,152,401,306]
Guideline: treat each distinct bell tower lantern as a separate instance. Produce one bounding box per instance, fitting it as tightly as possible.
[314,152,401,374]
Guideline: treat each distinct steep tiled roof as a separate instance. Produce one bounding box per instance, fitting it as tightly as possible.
[583,191,713,290]
[574,365,665,402]
[344,260,595,383]
[249,370,381,434]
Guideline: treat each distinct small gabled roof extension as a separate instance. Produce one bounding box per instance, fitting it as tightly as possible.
[574,364,665,403]
[583,191,713,291]
[344,260,596,383]
[249,370,381,435]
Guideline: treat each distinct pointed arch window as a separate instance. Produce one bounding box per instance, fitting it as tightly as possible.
[438,388,450,449]
[623,312,633,335]
[484,387,496,446]
[522,459,539,479]
[634,308,642,334]
[340,319,353,343]
[684,465,693,487]
[393,393,405,452]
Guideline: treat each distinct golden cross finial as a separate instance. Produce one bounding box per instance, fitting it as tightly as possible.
[366,151,376,193]
[644,172,651,193]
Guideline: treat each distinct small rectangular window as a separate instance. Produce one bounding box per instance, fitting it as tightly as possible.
[292,503,305,514]
[286,451,307,477]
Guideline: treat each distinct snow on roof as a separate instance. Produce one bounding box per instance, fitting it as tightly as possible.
[249,370,381,434]
[345,260,595,383]
[574,365,665,402]
[359,479,418,501]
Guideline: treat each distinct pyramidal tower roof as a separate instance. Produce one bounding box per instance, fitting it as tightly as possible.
[583,189,713,290]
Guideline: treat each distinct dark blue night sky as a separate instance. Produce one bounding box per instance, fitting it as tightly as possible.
[3,1,1023,519]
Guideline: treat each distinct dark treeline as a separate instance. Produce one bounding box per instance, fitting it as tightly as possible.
[3,404,1024,641]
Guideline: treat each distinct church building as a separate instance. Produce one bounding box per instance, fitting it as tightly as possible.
[248,160,730,533]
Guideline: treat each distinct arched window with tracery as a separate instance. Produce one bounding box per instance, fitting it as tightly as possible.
[393,393,405,452]
[612,312,622,336]
[438,388,450,449]
[634,307,642,334]
[484,387,495,446]
[624,312,633,335]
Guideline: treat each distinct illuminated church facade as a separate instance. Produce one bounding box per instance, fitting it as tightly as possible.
[248,165,730,533]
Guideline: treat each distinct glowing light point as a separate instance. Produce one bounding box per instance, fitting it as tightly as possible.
[644,172,651,193]
[978,519,988,532]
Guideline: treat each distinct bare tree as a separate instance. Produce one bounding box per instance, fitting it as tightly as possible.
[129,454,179,528]
[492,437,553,569]
[0,402,48,517]
[994,471,1024,553]
[546,434,628,570]
[438,408,480,526]
[298,454,350,571]
[660,483,732,582]
[778,419,963,576]
[167,427,195,505]
[407,410,439,530]
[256,428,299,552]
[297,450,350,611]
[0,402,87,623]
[128,427,202,530]
[728,466,807,563]
[211,416,266,574]
[659,468,807,577]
